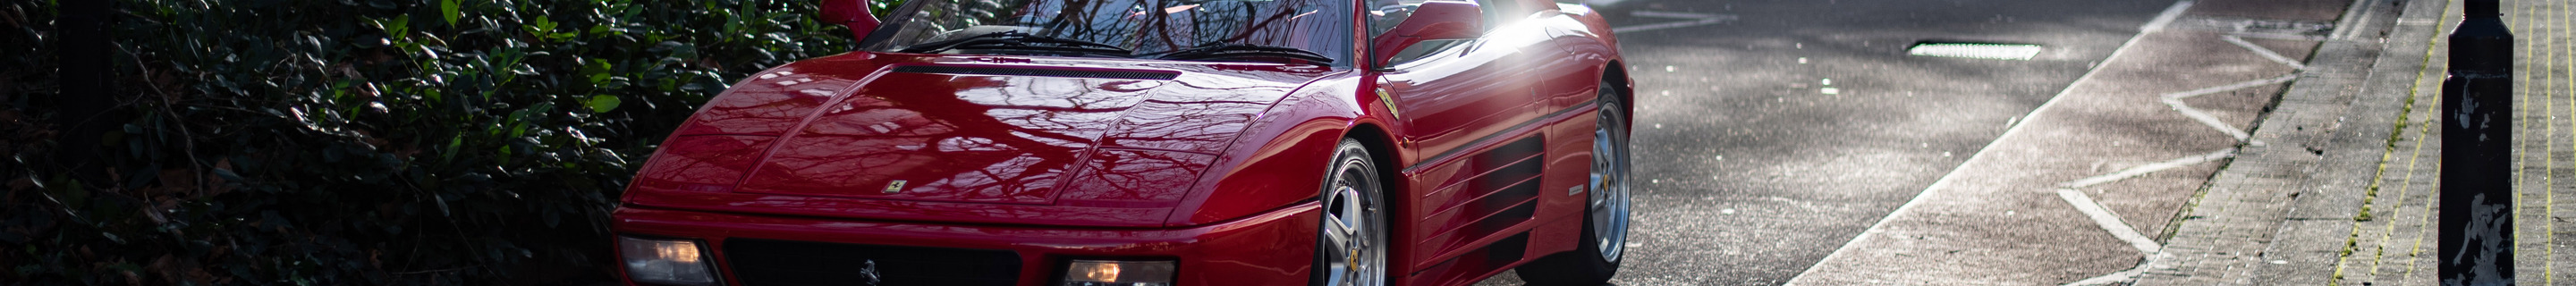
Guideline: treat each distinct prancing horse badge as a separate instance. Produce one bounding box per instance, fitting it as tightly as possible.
[882,180,907,193]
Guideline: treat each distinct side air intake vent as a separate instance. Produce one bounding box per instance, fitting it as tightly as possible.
[893,65,1179,80]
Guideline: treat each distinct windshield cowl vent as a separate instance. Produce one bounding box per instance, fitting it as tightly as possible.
[892,65,1179,80]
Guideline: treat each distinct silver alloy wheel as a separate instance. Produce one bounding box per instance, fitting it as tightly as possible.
[1589,101,1632,263]
[1319,144,1388,286]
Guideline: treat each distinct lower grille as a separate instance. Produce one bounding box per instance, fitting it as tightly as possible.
[724,238,1021,286]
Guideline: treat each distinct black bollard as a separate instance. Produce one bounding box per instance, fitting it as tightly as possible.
[2438,0,2514,285]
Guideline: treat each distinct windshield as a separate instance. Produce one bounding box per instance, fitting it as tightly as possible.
[866,0,1358,66]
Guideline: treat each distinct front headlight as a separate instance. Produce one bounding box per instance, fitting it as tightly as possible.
[1059,259,1176,286]
[619,236,720,286]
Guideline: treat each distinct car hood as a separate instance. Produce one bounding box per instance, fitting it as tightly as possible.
[633,53,1335,224]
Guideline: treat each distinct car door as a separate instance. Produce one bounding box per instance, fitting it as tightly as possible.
[1371,0,1561,277]
[1524,9,1601,114]
[1378,0,1551,162]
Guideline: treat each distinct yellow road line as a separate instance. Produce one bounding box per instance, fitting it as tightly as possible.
[2552,0,2567,282]
[2551,0,2565,283]
[2327,0,2412,278]
[2379,23,2447,283]
[2513,0,2529,256]
[2512,0,2529,255]
[2516,0,2536,279]
[2377,109,2432,278]
[2338,1,2453,282]
[2394,2,2460,282]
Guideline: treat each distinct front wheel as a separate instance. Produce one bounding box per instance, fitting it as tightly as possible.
[1314,139,1389,286]
[1516,81,1631,285]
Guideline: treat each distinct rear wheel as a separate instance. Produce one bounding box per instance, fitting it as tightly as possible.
[1314,139,1389,286]
[1516,79,1631,285]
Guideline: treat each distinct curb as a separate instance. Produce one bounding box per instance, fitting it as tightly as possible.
[2131,0,2454,284]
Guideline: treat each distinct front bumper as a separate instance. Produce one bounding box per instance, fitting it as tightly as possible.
[609,202,1322,286]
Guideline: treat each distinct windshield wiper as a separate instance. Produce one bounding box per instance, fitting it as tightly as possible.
[897,31,1135,55]
[1151,43,1335,64]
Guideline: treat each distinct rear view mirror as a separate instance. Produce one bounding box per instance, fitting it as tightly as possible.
[819,0,882,39]
[1370,1,1483,68]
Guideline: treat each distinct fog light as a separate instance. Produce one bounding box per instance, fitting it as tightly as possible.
[1060,259,1175,286]
[619,236,719,286]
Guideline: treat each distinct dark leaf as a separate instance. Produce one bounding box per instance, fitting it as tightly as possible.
[585,96,621,113]
[440,0,462,26]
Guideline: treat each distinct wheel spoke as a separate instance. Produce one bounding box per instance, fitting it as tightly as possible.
[1318,150,1385,286]
[1588,100,1632,263]
[1323,221,1351,245]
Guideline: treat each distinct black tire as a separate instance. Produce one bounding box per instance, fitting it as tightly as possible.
[1515,78,1630,285]
[1313,139,1390,286]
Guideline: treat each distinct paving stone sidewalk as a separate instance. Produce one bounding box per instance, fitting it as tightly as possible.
[2137,0,2576,285]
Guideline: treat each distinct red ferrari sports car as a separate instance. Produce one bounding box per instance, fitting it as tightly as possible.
[609,0,1630,285]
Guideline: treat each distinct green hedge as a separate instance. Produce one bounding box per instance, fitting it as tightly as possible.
[0,0,880,284]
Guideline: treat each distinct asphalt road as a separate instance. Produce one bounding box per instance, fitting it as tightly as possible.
[1480,0,2184,284]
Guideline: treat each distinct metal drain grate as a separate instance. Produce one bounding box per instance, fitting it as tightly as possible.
[1906,42,2044,61]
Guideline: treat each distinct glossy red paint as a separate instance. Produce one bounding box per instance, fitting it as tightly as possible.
[615,201,1323,286]
[611,1,1626,285]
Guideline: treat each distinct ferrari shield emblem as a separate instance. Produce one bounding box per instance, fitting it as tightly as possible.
[883,180,907,193]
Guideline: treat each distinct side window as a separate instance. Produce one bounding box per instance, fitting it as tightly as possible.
[1370,0,1517,38]
[1371,0,1522,67]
